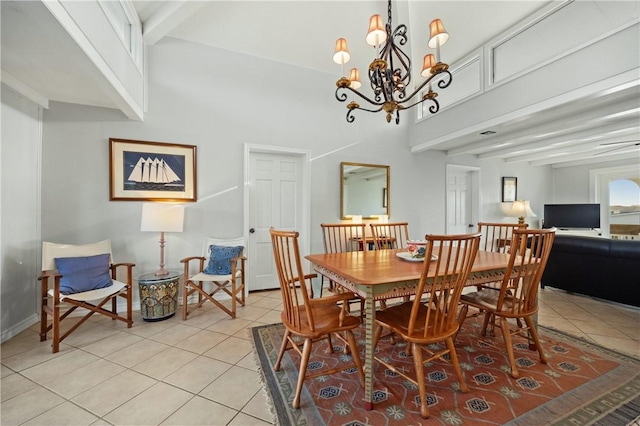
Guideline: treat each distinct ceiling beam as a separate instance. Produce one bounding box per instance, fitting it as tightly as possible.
[142,1,208,45]
[448,98,640,157]
[540,151,640,168]
[477,118,640,160]
[1,70,49,109]
[503,132,640,163]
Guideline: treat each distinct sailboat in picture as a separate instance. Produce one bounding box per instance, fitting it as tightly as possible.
[126,156,184,191]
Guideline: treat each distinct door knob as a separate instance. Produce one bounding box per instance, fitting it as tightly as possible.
[249,228,255,233]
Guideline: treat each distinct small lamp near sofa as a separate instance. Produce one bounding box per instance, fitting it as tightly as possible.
[141,202,185,276]
[509,200,537,225]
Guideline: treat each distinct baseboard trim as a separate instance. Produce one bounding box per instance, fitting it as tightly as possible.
[1,313,39,344]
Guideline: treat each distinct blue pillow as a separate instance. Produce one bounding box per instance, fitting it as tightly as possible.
[54,253,113,295]
[204,245,243,275]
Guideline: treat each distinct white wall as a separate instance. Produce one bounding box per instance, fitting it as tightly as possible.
[411,2,639,148]
[552,158,640,203]
[7,34,609,340]
[40,36,556,266]
[1,86,42,341]
[40,38,416,274]
[44,0,144,119]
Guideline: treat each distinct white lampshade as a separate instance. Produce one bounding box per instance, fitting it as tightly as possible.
[421,54,436,78]
[349,68,362,89]
[374,214,389,224]
[141,203,184,233]
[509,200,537,224]
[141,203,184,276]
[348,215,363,224]
[333,38,351,65]
[365,14,387,47]
[428,19,449,48]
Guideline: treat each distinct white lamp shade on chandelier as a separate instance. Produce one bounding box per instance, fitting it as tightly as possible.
[141,203,185,276]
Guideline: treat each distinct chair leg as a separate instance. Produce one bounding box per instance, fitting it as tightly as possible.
[345,330,365,386]
[406,339,413,356]
[184,280,237,319]
[182,280,190,320]
[293,338,313,409]
[231,280,236,317]
[326,333,334,353]
[499,316,519,378]
[412,342,430,419]
[445,337,468,392]
[455,304,469,341]
[524,316,547,364]
[126,288,133,328]
[237,269,246,307]
[52,303,60,353]
[480,311,493,336]
[275,329,292,371]
[40,295,48,343]
[372,324,384,349]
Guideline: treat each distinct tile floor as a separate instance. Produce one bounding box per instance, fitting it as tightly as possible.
[1,286,639,425]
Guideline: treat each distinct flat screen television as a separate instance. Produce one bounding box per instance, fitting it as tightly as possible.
[543,204,600,229]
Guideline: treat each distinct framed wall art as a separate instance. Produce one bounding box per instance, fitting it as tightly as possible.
[502,177,517,202]
[109,138,197,201]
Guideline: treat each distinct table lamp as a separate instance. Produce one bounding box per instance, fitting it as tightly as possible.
[374,214,389,224]
[509,200,537,225]
[348,215,363,224]
[141,202,185,276]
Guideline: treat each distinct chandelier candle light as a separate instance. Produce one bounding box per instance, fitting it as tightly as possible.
[333,0,452,124]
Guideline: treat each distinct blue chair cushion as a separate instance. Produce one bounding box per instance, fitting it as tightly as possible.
[204,245,243,275]
[54,253,113,295]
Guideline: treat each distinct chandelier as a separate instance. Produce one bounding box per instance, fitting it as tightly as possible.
[333,0,452,124]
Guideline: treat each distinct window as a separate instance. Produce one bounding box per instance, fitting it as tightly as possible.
[609,179,640,239]
[591,165,640,239]
[100,0,142,66]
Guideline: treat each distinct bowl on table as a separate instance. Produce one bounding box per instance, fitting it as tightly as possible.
[407,240,428,259]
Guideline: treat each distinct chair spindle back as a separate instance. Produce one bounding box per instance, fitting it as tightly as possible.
[410,233,481,338]
[270,227,315,332]
[499,228,556,316]
[321,223,367,253]
[370,222,410,250]
[477,222,528,253]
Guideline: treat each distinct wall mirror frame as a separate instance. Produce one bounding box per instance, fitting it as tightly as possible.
[341,162,390,220]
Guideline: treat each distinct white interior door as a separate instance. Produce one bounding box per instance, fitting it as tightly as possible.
[246,148,308,291]
[446,165,480,234]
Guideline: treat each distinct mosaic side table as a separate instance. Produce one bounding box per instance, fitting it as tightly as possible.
[137,271,180,321]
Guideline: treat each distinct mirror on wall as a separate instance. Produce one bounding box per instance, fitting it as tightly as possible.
[341,162,390,219]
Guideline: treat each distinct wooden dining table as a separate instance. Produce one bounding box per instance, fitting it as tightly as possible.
[305,247,513,410]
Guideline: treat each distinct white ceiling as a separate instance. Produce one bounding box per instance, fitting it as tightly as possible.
[2,0,639,167]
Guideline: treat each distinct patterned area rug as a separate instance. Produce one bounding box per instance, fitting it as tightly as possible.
[251,316,640,425]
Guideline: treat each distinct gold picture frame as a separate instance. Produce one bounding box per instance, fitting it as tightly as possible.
[109,138,197,201]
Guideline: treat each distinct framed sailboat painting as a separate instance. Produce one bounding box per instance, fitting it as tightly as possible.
[109,138,197,201]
